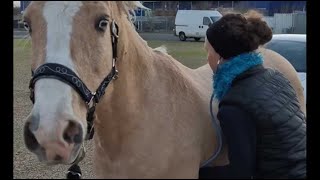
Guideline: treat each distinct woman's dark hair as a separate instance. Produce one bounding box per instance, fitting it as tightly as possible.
[206,10,273,59]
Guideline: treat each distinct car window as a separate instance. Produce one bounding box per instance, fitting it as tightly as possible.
[210,16,221,23]
[265,40,306,72]
[203,17,211,26]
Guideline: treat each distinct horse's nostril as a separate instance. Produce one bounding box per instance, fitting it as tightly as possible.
[73,133,82,144]
[63,130,72,144]
[24,122,40,151]
[54,155,62,161]
[63,120,83,144]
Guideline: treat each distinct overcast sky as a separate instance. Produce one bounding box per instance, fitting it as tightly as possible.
[14,1,20,7]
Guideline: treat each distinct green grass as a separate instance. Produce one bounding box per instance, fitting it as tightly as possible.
[14,39,207,69]
[14,39,32,92]
[147,40,207,69]
[14,39,32,49]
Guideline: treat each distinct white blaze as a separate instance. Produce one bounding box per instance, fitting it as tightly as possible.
[32,1,83,142]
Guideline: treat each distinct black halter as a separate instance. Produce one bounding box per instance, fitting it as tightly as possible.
[29,20,119,179]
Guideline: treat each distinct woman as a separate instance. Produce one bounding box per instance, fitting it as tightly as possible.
[199,11,306,179]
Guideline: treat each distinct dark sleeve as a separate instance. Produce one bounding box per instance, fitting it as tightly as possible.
[199,105,256,179]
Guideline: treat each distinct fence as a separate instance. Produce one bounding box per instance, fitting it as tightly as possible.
[13,11,306,35]
[13,15,23,29]
[293,12,306,34]
[263,12,306,34]
[135,16,175,33]
[135,12,306,34]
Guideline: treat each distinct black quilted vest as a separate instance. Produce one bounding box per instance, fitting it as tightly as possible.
[219,65,306,178]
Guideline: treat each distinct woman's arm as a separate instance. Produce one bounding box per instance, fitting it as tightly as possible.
[199,105,256,179]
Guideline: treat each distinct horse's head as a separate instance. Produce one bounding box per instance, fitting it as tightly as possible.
[22,1,144,165]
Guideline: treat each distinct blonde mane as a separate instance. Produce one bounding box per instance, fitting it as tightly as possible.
[153,45,168,54]
[117,1,168,54]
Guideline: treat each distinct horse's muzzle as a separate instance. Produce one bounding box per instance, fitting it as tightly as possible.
[23,117,84,164]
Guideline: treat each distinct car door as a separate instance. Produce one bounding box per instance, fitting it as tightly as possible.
[199,16,211,37]
[265,39,306,99]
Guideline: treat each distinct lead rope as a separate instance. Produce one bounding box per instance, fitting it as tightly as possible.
[66,164,82,179]
[66,143,87,179]
[66,111,95,179]
[66,93,97,179]
[200,93,223,167]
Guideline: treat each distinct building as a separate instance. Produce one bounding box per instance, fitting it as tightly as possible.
[137,1,306,16]
[18,1,306,17]
[140,1,235,11]
[236,1,306,16]
[137,1,236,16]
[20,1,31,13]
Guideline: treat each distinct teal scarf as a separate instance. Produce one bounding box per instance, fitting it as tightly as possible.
[213,52,264,101]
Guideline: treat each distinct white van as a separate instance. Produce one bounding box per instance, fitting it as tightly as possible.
[174,10,222,41]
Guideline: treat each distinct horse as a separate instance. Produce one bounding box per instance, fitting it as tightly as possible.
[22,1,305,178]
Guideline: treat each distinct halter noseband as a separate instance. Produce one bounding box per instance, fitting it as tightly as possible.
[28,20,119,179]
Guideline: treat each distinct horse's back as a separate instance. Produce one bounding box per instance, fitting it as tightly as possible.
[258,47,306,115]
[194,63,212,87]
[191,63,213,99]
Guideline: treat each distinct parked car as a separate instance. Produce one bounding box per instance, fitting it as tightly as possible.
[174,10,222,41]
[264,34,306,99]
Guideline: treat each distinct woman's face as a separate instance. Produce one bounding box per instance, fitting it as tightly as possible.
[204,38,221,73]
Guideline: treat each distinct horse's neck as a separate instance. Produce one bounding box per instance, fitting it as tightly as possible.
[94,26,202,159]
[110,24,197,106]
[92,24,227,176]
[113,31,199,107]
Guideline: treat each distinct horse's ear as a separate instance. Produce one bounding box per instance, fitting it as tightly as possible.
[122,1,149,11]
[115,1,150,23]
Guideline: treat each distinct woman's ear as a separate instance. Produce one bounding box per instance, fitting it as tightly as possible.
[217,56,225,66]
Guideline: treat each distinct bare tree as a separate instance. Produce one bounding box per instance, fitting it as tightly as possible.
[279,2,292,13]
[198,1,210,10]
[233,1,250,13]
[13,7,20,16]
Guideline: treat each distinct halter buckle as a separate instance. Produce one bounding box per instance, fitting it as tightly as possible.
[113,69,119,80]
[112,58,116,68]
[111,20,119,38]
[87,92,96,109]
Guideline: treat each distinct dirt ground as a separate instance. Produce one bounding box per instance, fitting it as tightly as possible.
[13,41,96,179]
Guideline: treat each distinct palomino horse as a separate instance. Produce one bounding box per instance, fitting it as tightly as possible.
[22,1,305,178]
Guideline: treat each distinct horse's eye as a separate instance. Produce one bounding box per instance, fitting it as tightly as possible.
[24,21,31,33]
[97,18,109,32]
